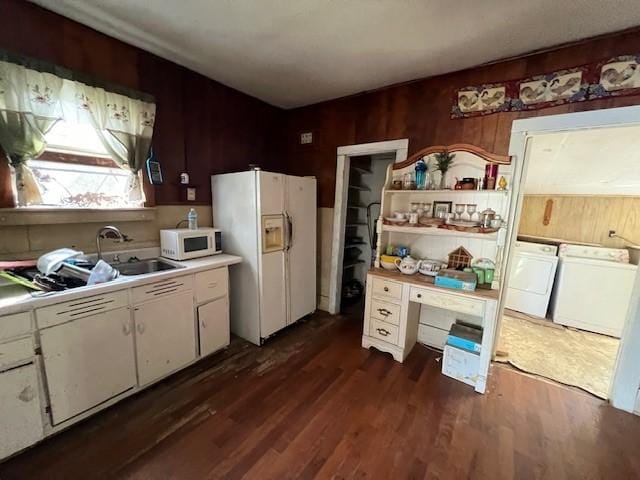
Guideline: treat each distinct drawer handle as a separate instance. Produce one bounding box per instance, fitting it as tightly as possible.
[416,293,422,298]
[152,287,179,297]
[383,287,389,292]
[208,282,218,288]
[136,323,145,334]
[376,328,390,336]
[201,320,207,328]
[122,323,131,336]
[377,308,391,316]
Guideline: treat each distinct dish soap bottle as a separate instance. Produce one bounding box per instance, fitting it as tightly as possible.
[187,208,198,230]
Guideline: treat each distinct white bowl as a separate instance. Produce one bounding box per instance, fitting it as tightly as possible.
[380,261,397,270]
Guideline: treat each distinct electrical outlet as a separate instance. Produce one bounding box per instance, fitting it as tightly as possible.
[300,132,313,144]
[609,230,616,238]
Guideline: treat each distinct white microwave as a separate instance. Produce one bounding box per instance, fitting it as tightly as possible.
[160,228,222,260]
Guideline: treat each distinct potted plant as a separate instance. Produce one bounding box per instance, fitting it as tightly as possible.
[434,151,455,189]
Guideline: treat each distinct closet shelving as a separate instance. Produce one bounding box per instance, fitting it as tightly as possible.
[341,158,375,309]
[351,165,373,175]
[348,184,371,192]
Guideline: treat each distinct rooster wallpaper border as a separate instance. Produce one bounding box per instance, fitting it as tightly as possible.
[450,54,640,119]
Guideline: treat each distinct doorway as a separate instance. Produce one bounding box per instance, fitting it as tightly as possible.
[340,153,396,312]
[329,139,408,314]
[498,106,640,411]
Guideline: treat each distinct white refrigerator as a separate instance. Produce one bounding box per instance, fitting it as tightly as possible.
[211,170,317,345]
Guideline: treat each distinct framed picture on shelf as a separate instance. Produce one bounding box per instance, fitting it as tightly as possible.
[433,201,453,218]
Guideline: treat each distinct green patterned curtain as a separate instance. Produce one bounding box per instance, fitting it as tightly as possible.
[0,62,63,205]
[0,57,156,206]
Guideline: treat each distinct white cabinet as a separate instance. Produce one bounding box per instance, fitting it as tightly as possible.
[0,364,44,459]
[134,291,196,386]
[198,297,230,357]
[40,305,137,425]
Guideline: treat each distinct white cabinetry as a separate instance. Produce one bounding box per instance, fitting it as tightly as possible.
[39,302,136,425]
[134,290,196,386]
[0,261,238,461]
[198,297,230,356]
[362,270,498,393]
[0,311,43,459]
[0,364,43,458]
[194,268,230,357]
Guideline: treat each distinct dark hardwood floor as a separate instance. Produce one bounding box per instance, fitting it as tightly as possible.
[2,309,640,479]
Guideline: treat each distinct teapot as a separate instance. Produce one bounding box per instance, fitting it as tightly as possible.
[394,255,422,275]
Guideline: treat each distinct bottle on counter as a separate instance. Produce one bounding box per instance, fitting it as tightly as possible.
[188,208,198,230]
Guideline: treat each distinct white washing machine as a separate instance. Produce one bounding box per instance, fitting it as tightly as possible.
[505,241,558,318]
[550,244,637,338]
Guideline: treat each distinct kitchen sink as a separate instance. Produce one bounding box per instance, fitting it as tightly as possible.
[113,258,182,276]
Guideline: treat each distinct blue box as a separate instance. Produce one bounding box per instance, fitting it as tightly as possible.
[434,274,476,291]
[447,322,482,353]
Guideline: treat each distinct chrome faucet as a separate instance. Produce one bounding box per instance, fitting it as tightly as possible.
[96,226,131,261]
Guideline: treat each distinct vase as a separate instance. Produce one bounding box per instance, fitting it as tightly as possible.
[439,171,448,190]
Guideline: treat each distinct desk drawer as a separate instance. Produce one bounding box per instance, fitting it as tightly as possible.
[370,299,401,326]
[370,318,399,346]
[371,277,402,302]
[418,324,448,350]
[410,287,484,317]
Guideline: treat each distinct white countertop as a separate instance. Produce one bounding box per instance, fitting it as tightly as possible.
[0,253,242,316]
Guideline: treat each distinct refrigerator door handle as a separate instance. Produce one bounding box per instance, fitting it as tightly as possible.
[285,212,293,251]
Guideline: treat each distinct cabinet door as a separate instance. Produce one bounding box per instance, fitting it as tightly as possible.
[134,292,196,386]
[198,297,230,357]
[0,364,44,459]
[40,307,137,425]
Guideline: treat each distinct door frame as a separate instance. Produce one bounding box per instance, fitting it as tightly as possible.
[496,105,640,413]
[328,139,409,314]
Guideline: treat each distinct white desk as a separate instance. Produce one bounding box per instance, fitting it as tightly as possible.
[362,269,498,393]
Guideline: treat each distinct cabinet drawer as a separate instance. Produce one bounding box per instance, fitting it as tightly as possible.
[37,290,129,329]
[370,299,401,326]
[195,268,228,304]
[0,337,34,371]
[409,287,484,317]
[0,312,31,342]
[369,318,399,346]
[371,277,402,302]
[418,324,449,350]
[132,275,193,304]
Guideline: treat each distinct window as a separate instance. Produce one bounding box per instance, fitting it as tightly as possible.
[24,121,145,208]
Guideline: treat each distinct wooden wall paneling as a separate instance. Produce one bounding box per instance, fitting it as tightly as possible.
[0,0,285,207]
[284,29,640,207]
[59,20,140,90]
[620,197,640,246]
[138,54,186,205]
[518,195,640,248]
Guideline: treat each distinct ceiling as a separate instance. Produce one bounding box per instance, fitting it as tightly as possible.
[526,126,640,195]
[33,0,640,109]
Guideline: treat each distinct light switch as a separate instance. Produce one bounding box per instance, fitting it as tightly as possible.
[300,132,313,144]
[187,187,196,201]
